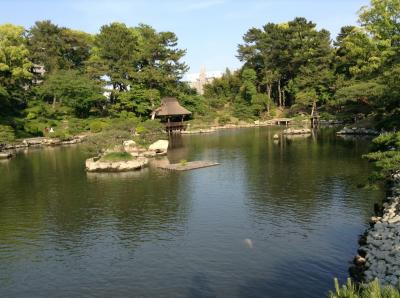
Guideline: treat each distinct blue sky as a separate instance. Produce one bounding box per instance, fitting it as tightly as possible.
[0,0,369,73]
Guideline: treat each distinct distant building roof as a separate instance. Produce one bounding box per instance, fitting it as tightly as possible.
[153,97,191,117]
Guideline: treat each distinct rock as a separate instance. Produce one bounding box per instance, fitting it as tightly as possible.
[123,140,136,147]
[0,152,12,159]
[354,174,400,286]
[123,140,139,153]
[149,140,169,154]
[283,128,311,135]
[388,215,400,224]
[336,127,379,136]
[85,157,148,172]
[143,150,157,158]
[354,255,366,266]
[61,138,81,145]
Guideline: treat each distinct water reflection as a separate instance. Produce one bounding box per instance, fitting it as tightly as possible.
[0,127,383,298]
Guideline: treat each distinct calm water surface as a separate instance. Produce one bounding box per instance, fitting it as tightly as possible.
[0,127,383,298]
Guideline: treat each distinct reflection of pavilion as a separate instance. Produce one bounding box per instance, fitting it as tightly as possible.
[152,97,191,133]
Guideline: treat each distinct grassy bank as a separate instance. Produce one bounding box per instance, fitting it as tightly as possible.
[329,278,400,298]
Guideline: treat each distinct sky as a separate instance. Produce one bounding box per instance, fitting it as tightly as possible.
[0,0,370,74]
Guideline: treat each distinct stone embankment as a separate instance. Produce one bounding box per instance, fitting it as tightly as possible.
[352,172,400,286]
[337,127,380,136]
[1,136,84,152]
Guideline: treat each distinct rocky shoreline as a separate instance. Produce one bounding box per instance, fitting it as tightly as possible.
[337,127,380,136]
[0,135,85,153]
[351,172,400,286]
[182,119,341,135]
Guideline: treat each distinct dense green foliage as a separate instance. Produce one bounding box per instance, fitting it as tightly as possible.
[0,20,189,144]
[83,118,165,154]
[0,0,399,143]
[204,0,400,124]
[329,278,400,298]
[364,132,400,181]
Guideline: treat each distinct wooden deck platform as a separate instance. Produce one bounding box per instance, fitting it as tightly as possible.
[157,160,220,171]
[274,118,292,126]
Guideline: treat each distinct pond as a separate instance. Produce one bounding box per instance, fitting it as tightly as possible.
[0,127,382,298]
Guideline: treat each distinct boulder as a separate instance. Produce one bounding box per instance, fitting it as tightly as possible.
[123,140,139,153]
[149,140,169,154]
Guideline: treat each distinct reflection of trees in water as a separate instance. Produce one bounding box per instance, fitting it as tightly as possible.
[169,127,380,227]
[85,169,189,246]
[240,128,382,226]
[0,146,189,255]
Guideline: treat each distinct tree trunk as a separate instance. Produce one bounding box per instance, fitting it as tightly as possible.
[266,84,271,116]
[52,96,56,109]
[278,80,282,107]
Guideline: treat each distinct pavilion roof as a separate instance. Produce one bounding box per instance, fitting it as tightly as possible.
[154,97,191,116]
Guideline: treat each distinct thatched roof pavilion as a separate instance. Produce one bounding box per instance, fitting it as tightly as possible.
[152,97,191,117]
[152,97,192,133]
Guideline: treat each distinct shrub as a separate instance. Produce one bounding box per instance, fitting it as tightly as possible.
[23,120,45,136]
[107,118,139,132]
[89,120,109,133]
[233,100,255,120]
[0,125,16,144]
[218,115,231,125]
[85,129,132,155]
[363,132,400,181]
[208,97,225,109]
[100,151,133,162]
[67,118,88,135]
[135,119,164,136]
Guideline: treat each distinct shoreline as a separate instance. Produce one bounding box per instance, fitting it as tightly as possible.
[351,172,400,286]
[0,135,86,154]
[182,118,343,135]
[0,119,362,155]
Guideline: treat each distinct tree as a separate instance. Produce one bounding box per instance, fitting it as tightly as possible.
[27,20,93,73]
[110,86,160,117]
[38,70,105,117]
[27,20,63,73]
[238,17,334,108]
[133,24,188,93]
[0,23,32,114]
[90,22,140,95]
[359,0,400,46]
[239,68,257,102]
